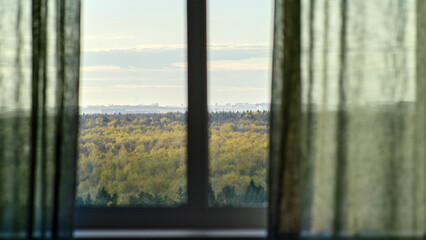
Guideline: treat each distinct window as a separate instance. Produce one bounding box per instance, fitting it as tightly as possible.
[77,0,188,208]
[76,0,272,230]
[208,0,272,208]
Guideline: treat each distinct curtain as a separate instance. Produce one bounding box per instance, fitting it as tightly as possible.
[269,0,426,239]
[0,0,80,239]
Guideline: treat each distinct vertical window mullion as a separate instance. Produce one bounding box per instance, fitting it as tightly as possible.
[187,0,208,212]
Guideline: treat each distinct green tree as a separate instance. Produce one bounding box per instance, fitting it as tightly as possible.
[77,112,269,207]
[94,187,112,205]
[110,193,118,206]
[76,196,84,206]
[176,186,186,204]
[242,179,266,206]
[208,184,216,206]
[130,191,157,206]
[85,194,93,205]
[221,185,237,206]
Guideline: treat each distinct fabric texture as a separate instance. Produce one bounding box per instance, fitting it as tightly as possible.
[269,0,426,239]
[0,0,80,239]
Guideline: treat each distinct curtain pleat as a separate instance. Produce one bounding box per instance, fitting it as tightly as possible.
[269,0,426,239]
[269,0,302,238]
[0,0,80,239]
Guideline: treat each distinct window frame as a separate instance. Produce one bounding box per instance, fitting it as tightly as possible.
[75,0,267,230]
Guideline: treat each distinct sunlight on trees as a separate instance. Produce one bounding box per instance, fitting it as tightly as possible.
[77,111,269,207]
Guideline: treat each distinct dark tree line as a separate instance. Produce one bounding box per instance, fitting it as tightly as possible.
[77,178,266,207]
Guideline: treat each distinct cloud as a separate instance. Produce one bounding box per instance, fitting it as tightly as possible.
[84,32,137,41]
[82,47,185,69]
[79,43,273,106]
[112,84,183,89]
[83,44,186,53]
[81,43,272,70]
[212,86,269,92]
[208,43,271,61]
[207,43,271,50]
[83,43,270,53]
[81,77,115,81]
[172,57,271,71]
[209,57,271,71]
[81,86,115,94]
[80,65,183,74]
[81,65,121,72]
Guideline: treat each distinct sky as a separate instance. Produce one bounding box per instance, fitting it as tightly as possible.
[80,0,274,106]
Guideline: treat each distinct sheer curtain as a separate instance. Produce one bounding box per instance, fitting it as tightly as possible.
[0,1,80,239]
[269,0,425,239]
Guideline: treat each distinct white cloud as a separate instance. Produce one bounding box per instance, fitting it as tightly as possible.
[83,44,186,53]
[81,77,115,81]
[80,65,183,73]
[212,86,269,92]
[172,57,271,71]
[82,43,271,53]
[207,43,271,50]
[81,65,121,72]
[81,86,115,94]
[84,32,136,41]
[209,57,271,71]
[112,84,183,89]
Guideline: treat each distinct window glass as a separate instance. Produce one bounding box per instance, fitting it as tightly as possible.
[77,0,187,207]
[207,0,273,207]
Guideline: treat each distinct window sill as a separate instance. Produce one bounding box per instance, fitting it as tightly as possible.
[74,229,267,240]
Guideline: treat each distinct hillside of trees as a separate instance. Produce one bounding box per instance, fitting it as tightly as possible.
[76,111,269,207]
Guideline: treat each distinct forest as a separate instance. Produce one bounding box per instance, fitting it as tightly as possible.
[76,111,269,207]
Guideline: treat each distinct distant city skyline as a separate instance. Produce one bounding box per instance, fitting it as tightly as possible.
[80,101,270,107]
[80,0,274,106]
[80,102,271,114]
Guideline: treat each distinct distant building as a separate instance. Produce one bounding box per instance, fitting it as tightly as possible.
[101,109,127,114]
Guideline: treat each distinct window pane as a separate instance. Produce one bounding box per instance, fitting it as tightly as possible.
[77,0,187,207]
[208,0,273,207]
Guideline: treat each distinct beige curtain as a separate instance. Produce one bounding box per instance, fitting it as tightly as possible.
[269,0,426,239]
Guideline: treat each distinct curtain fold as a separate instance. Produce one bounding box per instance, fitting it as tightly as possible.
[0,0,80,239]
[269,0,426,239]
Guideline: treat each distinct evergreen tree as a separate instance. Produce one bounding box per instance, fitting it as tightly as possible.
[128,195,139,206]
[161,194,172,206]
[85,194,93,205]
[76,196,85,206]
[176,186,186,204]
[110,193,118,206]
[221,185,237,206]
[102,116,110,123]
[137,191,156,206]
[255,184,266,203]
[94,187,112,205]
[216,192,224,206]
[208,184,216,206]
[242,179,266,206]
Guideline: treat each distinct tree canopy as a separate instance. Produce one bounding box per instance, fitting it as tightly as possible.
[77,111,269,207]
